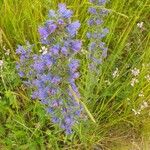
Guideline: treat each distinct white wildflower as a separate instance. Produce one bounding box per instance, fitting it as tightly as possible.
[5,49,10,55]
[132,109,141,115]
[143,101,148,108]
[40,46,48,55]
[112,68,119,78]
[131,78,139,86]
[137,22,143,29]
[139,101,148,111]
[3,45,10,55]
[0,60,3,67]
[138,91,144,97]
[131,68,140,76]
[145,74,150,82]
[105,80,111,85]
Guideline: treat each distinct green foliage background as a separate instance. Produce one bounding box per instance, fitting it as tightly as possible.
[0,0,150,149]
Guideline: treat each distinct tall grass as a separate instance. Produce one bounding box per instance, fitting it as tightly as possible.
[0,0,150,149]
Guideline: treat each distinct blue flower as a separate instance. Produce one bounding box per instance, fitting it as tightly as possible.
[50,45,60,55]
[57,19,64,25]
[69,59,80,73]
[16,3,83,135]
[47,24,57,34]
[16,45,26,54]
[88,7,97,14]
[51,76,61,84]
[87,0,109,72]
[66,21,80,37]
[58,3,73,19]
[70,40,82,52]
[38,27,49,39]
[61,46,68,55]
[32,61,45,73]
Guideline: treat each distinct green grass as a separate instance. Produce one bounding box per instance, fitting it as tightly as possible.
[0,0,150,149]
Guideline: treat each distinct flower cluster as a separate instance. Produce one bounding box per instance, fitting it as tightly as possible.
[130,68,140,87]
[16,3,83,134]
[131,68,140,76]
[112,67,119,78]
[87,0,109,73]
[132,101,148,115]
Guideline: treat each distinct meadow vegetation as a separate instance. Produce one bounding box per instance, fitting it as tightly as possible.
[0,0,150,149]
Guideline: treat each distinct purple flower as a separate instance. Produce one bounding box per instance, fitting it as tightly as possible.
[69,59,79,72]
[86,32,91,38]
[88,7,97,14]
[66,21,80,37]
[51,76,61,84]
[40,74,52,83]
[50,45,60,55]
[66,128,72,134]
[71,72,80,79]
[70,40,82,52]
[61,47,68,55]
[41,99,48,105]
[41,54,53,67]
[46,22,57,34]
[32,79,43,88]
[16,45,26,55]
[65,116,74,125]
[48,10,56,17]
[46,107,54,114]
[87,0,109,70]
[52,117,60,123]
[31,91,39,99]
[57,19,64,25]
[87,19,94,26]
[102,28,109,35]
[16,3,83,135]
[95,19,103,25]
[88,42,96,51]
[18,71,24,77]
[58,3,73,19]
[38,27,49,39]
[98,0,107,5]
[99,9,109,15]
[38,88,48,100]
[33,61,45,73]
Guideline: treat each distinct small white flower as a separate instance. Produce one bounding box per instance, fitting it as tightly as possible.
[40,46,48,55]
[131,78,139,86]
[5,49,10,56]
[145,74,150,82]
[138,91,144,97]
[3,45,10,55]
[137,22,143,29]
[0,60,3,67]
[131,68,140,76]
[132,109,141,115]
[139,101,148,111]
[112,68,119,78]
[143,101,148,108]
[105,80,111,85]
[42,50,48,55]
[41,46,47,51]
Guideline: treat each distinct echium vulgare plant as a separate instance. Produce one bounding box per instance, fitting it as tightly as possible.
[87,0,109,73]
[16,3,83,134]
